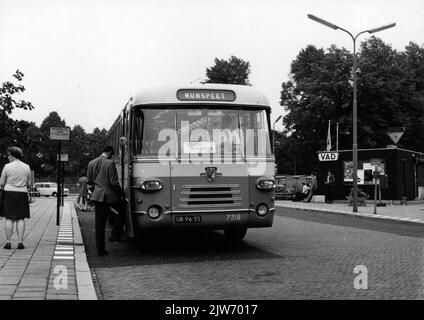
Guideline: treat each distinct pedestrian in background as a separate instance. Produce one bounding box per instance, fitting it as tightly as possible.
[305,172,318,202]
[0,147,31,250]
[87,146,125,256]
[77,171,88,211]
[325,170,335,203]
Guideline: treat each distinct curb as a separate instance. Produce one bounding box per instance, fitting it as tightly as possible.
[275,203,424,226]
[70,204,98,300]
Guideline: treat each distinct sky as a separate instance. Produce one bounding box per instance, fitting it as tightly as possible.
[1,0,423,133]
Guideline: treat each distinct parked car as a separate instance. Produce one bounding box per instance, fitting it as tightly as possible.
[33,182,69,197]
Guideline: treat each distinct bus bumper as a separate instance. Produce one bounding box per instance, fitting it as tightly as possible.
[132,209,274,230]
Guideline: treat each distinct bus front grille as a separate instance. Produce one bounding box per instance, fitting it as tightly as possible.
[178,184,242,208]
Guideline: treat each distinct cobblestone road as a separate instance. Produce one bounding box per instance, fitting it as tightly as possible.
[77,207,424,300]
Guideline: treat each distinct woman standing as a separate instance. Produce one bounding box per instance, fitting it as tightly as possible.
[0,147,31,249]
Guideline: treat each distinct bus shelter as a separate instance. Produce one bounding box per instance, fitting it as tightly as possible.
[316,147,424,201]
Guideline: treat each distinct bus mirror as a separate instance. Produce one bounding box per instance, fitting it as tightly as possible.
[120,137,128,146]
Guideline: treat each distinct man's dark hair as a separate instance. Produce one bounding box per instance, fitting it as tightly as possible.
[103,146,114,154]
[81,171,86,176]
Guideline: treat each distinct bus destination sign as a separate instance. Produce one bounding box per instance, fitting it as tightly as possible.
[177,89,236,102]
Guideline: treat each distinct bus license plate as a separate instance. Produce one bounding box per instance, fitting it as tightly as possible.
[175,215,201,224]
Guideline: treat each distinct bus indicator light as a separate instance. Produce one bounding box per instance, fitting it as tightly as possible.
[140,180,163,192]
[256,204,269,216]
[147,206,161,219]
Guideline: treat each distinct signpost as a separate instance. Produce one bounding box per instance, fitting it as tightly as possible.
[386,127,405,145]
[29,170,35,203]
[57,154,69,162]
[57,154,69,206]
[50,127,70,225]
[373,170,381,214]
[318,152,339,161]
[370,158,386,207]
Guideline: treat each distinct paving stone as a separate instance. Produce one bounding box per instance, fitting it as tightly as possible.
[0,285,16,295]
[84,206,424,300]
[13,292,46,298]
[0,277,21,285]
[46,294,78,300]
[15,287,47,292]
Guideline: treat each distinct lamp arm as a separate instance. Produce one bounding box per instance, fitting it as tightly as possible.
[336,26,355,42]
[354,30,370,42]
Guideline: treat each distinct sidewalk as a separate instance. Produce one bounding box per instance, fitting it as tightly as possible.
[276,199,424,224]
[0,197,97,300]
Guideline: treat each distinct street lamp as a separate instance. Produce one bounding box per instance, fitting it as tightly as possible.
[307,14,395,212]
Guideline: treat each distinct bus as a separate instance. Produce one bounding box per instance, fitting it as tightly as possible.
[107,83,276,243]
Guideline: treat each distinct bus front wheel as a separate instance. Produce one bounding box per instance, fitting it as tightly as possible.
[224,227,247,242]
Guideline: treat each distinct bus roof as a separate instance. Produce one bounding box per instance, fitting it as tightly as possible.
[130,83,270,108]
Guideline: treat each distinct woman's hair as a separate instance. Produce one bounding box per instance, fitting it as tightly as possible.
[7,146,23,160]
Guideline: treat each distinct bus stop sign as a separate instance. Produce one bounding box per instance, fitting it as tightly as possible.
[50,127,71,141]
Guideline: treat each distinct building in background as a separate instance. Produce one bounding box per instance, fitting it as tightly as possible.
[316,147,424,201]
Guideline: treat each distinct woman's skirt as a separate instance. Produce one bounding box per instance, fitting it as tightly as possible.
[0,191,30,220]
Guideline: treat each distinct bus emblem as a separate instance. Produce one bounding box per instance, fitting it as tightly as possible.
[205,167,218,182]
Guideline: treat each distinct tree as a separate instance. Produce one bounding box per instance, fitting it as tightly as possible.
[0,70,35,169]
[205,56,251,85]
[279,38,424,174]
[66,125,90,177]
[87,128,108,158]
[0,70,34,115]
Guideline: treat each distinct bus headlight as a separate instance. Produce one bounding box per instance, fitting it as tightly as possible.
[140,179,163,192]
[256,178,275,191]
[256,204,269,216]
[147,206,161,219]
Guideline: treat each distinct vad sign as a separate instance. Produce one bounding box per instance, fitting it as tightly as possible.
[318,152,339,161]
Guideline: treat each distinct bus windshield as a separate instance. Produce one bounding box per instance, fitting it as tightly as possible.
[131,107,271,158]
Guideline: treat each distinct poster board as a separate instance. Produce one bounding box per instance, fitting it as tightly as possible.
[343,160,385,185]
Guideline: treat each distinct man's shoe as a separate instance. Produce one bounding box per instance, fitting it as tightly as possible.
[18,243,25,250]
[98,250,108,256]
[3,242,11,250]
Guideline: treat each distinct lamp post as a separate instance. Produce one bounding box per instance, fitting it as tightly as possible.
[307,14,395,212]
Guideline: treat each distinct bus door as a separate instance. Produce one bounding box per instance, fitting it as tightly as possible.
[122,109,135,238]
